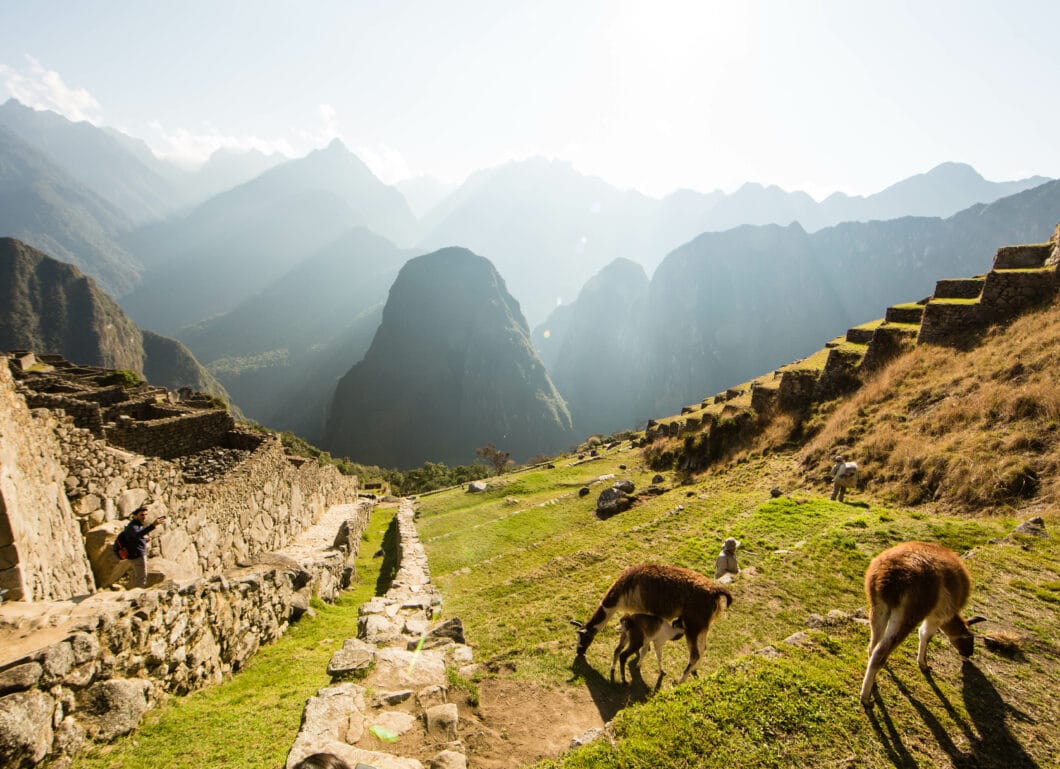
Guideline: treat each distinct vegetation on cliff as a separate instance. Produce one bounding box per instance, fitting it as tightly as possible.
[324,247,574,468]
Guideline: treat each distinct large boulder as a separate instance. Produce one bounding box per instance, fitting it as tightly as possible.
[596,486,634,518]
[0,689,54,766]
[84,521,126,588]
[77,678,152,740]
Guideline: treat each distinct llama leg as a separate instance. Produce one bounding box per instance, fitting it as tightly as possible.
[610,637,625,682]
[650,638,667,690]
[861,614,919,705]
[867,604,889,655]
[677,627,704,683]
[917,620,937,670]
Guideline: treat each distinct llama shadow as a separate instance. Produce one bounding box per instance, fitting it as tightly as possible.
[865,689,919,769]
[570,654,655,722]
[883,665,1038,769]
[960,660,1037,768]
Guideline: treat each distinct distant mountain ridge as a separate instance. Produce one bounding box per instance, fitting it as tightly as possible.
[179,228,416,441]
[120,140,419,333]
[0,238,226,398]
[420,157,1050,326]
[0,98,285,223]
[324,247,573,468]
[0,124,141,296]
[538,179,1060,434]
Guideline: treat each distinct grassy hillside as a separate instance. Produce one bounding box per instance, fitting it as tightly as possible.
[414,301,1060,768]
[66,294,1060,769]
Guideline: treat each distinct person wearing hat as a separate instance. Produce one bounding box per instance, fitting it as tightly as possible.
[715,537,741,579]
[110,504,166,588]
[830,454,859,502]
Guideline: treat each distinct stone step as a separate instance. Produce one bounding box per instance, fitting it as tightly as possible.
[845,327,875,344]
[885,304,924,324]
[933,277,985,300]
[992,242,1053,269]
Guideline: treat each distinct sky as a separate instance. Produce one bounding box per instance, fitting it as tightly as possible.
[1,0,1058,200]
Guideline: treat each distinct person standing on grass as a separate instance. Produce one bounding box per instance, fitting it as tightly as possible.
[830,454,859,502]
[110,505,166,588]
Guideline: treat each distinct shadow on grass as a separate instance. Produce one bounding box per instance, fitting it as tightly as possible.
[375,513,401,596]
[961,660,1037,769]
[884,663,1038,769]
[865,688,919,769]
[570,654,654,723]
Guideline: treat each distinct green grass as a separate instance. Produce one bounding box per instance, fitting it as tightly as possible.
[779,348,830,373]
[68,504,398,769]
[417,451,1060,768]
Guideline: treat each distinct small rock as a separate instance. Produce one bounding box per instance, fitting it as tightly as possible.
[570,726,605,748]
[770,487,783,498]
[578,487,590,497]
[755,646,782,659]
[371,690,413,708]
[424,703,459,740]
[651,474,665,484]
[417,684,448,709]
[429,749,467,769]
[1013,517,1047,538]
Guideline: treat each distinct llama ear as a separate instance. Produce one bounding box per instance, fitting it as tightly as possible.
[967,616,988,627]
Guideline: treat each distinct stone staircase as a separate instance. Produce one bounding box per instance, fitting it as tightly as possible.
[645,226,1060,442]
[286,500,475,769]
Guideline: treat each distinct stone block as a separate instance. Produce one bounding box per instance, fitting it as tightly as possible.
[0,662,44,694]
[327,638,376,678]
[424,703,459,740]
[0,689,54,766]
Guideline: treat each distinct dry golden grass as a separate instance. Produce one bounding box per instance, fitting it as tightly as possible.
[799,300,1060,513]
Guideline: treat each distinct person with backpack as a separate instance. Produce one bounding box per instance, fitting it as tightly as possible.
[110,505,166,588]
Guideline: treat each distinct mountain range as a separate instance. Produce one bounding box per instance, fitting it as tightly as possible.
[0,237,226,398]
[539,180,1060,434]
[1,101,1057,468]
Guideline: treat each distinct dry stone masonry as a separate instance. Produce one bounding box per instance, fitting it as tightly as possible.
[287,499,476,769]
[0,352,371,767]
[0,501,370,768]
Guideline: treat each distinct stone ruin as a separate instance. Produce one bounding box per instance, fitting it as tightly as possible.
[0,352,367,767]
[641,227,1060,455]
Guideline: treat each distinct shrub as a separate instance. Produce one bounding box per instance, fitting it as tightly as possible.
[100,369,142,388]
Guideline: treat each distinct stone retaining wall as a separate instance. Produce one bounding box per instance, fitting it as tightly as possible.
[0,501,371,768]
[287,500,476,769]
[55,416,359,583]
[103,408,235,459]
[0,366,94,602]
[916,301,984,345]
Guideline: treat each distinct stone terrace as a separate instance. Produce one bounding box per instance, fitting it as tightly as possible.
[287,499,476,769]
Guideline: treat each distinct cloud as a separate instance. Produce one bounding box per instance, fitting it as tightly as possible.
[145,120,297,168]
[354,142,414,184]
[0,55,103,123]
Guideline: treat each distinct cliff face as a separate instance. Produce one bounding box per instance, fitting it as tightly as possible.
[544,258,650,436]
[325,247,574,468]
[0,363,93,601]
[0,238,226,398]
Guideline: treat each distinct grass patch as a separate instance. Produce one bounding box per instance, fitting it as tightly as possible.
[70,504,398,769]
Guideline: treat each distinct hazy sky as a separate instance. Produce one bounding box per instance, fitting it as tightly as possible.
[1,0,1057,198]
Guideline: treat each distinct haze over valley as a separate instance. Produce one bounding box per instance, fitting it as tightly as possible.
[2,2,1059,469]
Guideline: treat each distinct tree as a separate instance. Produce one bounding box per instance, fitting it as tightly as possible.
[476,443,513,475]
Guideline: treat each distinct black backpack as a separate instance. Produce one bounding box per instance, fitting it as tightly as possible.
[113,530,129,560]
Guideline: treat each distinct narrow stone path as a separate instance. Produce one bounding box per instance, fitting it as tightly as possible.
[286,499,476,769]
